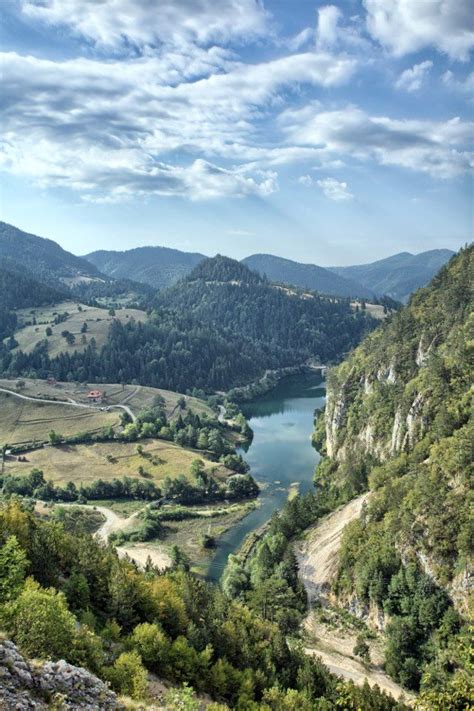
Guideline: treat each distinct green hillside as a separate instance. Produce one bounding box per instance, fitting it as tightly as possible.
[1,256,376,392]
[314,245,473,694]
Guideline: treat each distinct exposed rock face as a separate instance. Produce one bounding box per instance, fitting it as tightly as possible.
[0,639,121,710]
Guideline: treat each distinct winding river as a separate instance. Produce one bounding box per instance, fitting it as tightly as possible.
[207,372,325,581]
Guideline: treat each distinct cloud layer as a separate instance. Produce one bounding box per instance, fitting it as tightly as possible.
[1,0,472,203]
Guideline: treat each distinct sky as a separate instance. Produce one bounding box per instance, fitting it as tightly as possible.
[0,0,473,265]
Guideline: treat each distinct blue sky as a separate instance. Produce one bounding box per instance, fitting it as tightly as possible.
[1,0,472,265]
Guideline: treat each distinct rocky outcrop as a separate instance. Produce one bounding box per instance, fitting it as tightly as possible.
[0,639,121,710]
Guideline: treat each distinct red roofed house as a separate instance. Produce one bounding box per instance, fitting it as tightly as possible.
[87,389,103,403]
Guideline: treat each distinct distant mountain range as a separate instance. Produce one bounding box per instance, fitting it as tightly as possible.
[85,241,454,302]
[242,254,374,299]
[329,249,455,303]
[0,221,456,302]
[85,246,205,291]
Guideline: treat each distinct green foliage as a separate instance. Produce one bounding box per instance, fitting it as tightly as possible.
[2,578,76,659]
[0,535,27,602]
[105,650,148,700]
[0,499,405,709]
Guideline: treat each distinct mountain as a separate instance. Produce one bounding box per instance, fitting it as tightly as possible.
[243,253,373,298]
[329,249,455,302]
[0,222,103,287]
[314,246,472,691]
[85,245,206,290]
[1,256,377,392]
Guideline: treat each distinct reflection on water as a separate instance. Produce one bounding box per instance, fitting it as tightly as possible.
[206,372,325,582]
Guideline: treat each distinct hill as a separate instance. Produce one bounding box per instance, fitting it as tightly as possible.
[0,222,152,305]
[313,246,472,693]
[85,245,206,289]
[0,256,377,392]
[0,222,103,287]
[243,253,372,298]
[330,249,455,302]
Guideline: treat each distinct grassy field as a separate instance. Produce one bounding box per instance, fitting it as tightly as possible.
[0,391,119,444]
[4,438,230,486]
[0,378,214,421]
[10,300,145,356]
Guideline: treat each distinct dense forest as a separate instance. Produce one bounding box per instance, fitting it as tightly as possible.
[0,499,408,709]
[0,256,376,392]
[312,246,473,698]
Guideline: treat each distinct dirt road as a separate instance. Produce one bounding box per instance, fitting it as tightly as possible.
[0,386,136,422]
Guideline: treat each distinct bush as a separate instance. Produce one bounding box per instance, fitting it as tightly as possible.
[106,650,148,700]
[2,578,76,660]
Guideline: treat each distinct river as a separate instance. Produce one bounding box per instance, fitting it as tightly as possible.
[206,371,325,582]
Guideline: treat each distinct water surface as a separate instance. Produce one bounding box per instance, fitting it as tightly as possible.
[207,372,325,581]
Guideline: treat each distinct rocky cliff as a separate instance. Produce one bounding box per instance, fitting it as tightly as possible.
[0,638,121,710]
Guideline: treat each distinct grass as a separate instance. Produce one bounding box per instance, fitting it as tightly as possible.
[4,438,230,486]
[11,300,145,356]
[0,378,214,421]
[158,501,257,575]
[0,391,119,444]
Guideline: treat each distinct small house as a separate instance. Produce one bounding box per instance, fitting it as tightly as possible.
[87,389,103,403]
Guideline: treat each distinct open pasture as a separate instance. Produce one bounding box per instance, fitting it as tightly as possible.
[11,300,145,356]
[0,391,119,444]
[4,438,229,486]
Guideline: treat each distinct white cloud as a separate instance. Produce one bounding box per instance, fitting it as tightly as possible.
[298,174,314,187]
[280,104,473,179]
[316,6,342,51]
[363,0,474,60]
[0,47,356,200]
[316,177,353,201]
[396,61,433,92]
[20,0,269,48]
[443,70,474,95]
[316,4,371,52]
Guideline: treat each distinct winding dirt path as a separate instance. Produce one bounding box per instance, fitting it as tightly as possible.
[296,494,413,703]
[0,386,136,422]
[51,502,171,571]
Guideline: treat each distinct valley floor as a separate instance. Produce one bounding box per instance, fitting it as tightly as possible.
[296,495,413,704]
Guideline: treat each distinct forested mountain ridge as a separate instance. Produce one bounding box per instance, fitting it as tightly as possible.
[0,222,152,305]
[243,253,373,298]
[85,244,206,290]
[0,256,377,392]
[0,222,102,287]
[314,245,473,693]
[330,249,455,303]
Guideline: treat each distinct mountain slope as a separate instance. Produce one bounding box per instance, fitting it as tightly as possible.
[0,222,102,287]
[0,261,67,340]
[1,256,377,392]
[330,249,455,302]
[314,246,473,691]
[243,253,372,298]
[85,245,206,289]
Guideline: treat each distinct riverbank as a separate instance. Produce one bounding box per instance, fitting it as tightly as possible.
[207,371,325,581]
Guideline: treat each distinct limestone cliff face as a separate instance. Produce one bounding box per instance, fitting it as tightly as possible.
[318,245,473,610]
